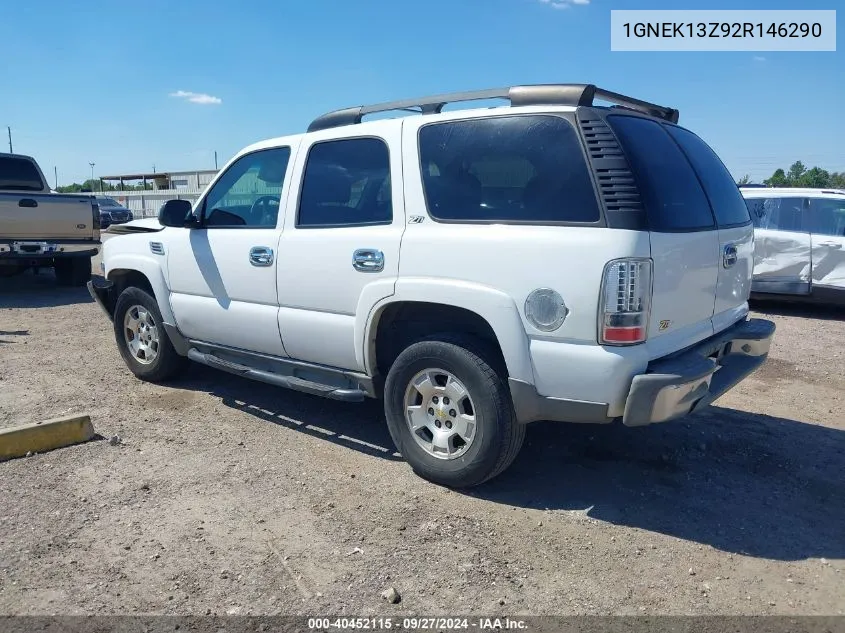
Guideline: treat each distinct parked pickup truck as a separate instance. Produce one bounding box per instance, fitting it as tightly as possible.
[1,152,100,285]
[89,83,776,487]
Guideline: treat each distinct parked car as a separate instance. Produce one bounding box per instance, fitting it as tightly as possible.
[95,196,134,227]
[0,152,100,285]
[741,187,845,305]
[88,83,775,487]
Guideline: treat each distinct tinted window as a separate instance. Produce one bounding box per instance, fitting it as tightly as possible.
[744,197,807,232]
[298,138,392,228]
[809,197,845,236]
[608,115,714,231]
[418,115,599,223]
[665,126,751,227]
[203,147,290,228]
[0,156,44,191]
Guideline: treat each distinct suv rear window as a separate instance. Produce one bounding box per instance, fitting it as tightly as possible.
[665,126,751,227]
[418,115,599,224]
[0,156,44,191]
[607,115,715,232]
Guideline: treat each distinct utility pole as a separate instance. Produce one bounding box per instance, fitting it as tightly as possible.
[7,127,12,153]
[54,166,58,190]
[214,151,218,170]
[89,162,95,190]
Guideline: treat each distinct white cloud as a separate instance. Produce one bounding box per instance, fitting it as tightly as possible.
[753,56,767,62]
[169,90,222,105]
[539,0,589,8]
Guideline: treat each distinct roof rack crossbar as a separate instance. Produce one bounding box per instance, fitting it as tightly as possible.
[307,84,679,132]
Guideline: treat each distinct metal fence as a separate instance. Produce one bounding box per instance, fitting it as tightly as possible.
[107,189,204,218]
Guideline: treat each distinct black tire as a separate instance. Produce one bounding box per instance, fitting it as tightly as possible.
[113,286,188,382]
[384,334,525,488]
[54,257,91,287]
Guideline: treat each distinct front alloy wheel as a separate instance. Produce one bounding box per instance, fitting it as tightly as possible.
[123,304,160,365]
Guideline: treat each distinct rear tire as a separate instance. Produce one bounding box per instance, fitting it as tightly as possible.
[54,257,91,287]
[113,286,188,382]
[384,334,525,488]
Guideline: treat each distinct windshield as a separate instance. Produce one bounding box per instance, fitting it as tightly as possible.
[97,197,121,207]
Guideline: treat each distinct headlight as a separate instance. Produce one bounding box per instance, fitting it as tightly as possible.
[524,288,568,332]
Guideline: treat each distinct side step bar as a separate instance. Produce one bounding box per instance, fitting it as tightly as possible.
[187,349,367,403]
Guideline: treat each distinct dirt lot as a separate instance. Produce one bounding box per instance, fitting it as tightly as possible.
[1,269,843,617]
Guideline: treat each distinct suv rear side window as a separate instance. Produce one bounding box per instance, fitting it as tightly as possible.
[418,115,599,224]
[608,115,715,232]
[0,157,44,191]
[665,126,751,227]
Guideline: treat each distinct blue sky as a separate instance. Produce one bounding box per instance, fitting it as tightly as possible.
[1,0,842,185]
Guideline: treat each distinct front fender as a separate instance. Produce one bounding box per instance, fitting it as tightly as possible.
[358,277,536,385]
[105,251,174,325]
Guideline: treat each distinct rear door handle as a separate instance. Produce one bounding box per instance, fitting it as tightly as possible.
[18,199,38,208]
[723,244,738,268]
[352,249,384,272]
[249,246,274,267]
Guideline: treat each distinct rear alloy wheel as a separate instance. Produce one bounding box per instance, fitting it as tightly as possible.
[384,334,525,488]
[113,286,187,382]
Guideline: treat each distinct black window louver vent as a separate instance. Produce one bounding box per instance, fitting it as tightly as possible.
[578,112,646,231]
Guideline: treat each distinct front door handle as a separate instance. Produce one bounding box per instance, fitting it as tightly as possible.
[352,249,384,273]
[18,198,38,208]
[249,246,274,267]
[723,244,738,269]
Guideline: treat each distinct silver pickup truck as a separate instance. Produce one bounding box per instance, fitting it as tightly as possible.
[0,153,101,286]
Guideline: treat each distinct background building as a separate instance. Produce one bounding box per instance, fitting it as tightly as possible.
[98,168,219,217]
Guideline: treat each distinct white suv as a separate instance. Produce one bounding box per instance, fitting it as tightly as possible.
[89,83,776,487]
[741,187,845,304]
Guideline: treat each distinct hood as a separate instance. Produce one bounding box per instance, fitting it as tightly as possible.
[105,217,164,234]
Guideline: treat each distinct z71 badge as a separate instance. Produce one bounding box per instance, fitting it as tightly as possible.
[659,319,672,331]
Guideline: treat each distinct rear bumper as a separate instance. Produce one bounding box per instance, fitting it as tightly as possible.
[622,317,776,426]
[509,317,776,426]
[0,239,100,258]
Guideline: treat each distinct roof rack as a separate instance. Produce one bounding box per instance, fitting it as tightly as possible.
[307,83,679,132]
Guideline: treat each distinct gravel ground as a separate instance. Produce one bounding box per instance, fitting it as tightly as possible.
[0,269,843,617]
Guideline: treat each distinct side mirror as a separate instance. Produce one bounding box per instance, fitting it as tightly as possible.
[158,199,195,227]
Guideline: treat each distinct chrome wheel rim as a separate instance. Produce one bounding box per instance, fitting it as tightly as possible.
[123,305,159,365]
[403,368,477,460]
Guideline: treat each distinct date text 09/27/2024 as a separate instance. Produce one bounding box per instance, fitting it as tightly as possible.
[307,617,527,630]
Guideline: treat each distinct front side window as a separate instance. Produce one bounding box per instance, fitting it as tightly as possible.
[809,197,845,236]
[418,115,599,224]
[297,138,392,228]
[202,147,291,228]
[744,197,808,232]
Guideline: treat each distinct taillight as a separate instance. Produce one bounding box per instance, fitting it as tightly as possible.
[599,258,653,346]
[92,201,101,238]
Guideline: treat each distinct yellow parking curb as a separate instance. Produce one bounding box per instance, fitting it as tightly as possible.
[0,414,95,461]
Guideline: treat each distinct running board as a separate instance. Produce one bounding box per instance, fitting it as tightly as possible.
[187,349,367,403]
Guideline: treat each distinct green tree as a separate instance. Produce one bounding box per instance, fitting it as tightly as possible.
[737,174,752,185]
[786,161,807,185]
[796,167,831,188]
[764,168,789,187]
[830,172,845,189]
